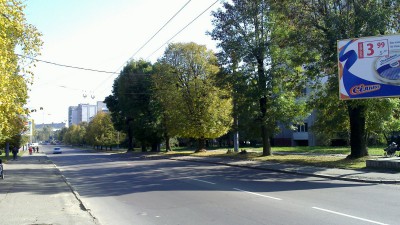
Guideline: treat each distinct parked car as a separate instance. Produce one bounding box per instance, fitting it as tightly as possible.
[53,147,62,154]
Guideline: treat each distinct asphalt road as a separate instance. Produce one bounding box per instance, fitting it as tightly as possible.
[43,146,400,225]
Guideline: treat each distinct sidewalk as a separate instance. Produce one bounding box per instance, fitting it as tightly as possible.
[0,153,98,225]
[168,155,400,184]
[0,150,397,225]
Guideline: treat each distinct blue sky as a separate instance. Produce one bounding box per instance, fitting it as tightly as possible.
[24,0,222,124]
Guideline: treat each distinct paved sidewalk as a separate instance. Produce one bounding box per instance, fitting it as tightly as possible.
[169,155,400,184]
[0,153,98,225]
[0,150,397,225]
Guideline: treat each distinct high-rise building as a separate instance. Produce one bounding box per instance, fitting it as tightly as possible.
[68,106,78,127]
[97,101,109,113]
[68,102,108,126]
[78,103,97,123]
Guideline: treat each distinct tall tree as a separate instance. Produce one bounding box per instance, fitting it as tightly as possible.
[210,0,307,155]
[35,126,53,142]
[105,60,162,151]
[63,123,87,146]
[156,42,233,151]
[86,112,122,150]
[280,0,399,158]
[0,0,42,144]
[152,62,180,151]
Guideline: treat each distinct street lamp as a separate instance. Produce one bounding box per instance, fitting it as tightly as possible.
[40,107,44,128]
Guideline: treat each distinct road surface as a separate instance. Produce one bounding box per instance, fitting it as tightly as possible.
[43,145,400,225]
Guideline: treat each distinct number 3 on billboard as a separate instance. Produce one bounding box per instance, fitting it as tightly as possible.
[358,39,389,58]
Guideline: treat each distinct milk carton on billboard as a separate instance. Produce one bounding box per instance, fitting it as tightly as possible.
[338,34,400,100]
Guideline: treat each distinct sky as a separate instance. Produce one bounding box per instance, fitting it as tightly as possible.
[23,0,223,125]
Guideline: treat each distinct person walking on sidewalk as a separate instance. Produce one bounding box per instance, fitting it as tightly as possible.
[12,146,18,160]
[0,158,3,179]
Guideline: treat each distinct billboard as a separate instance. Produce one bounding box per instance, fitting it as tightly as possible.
[338,34,400,100]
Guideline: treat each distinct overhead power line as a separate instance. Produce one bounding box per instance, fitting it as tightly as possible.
[78,0,221,95]
[16,54,119,74]
[95,0,192,93]
[146,0,220,60]
[127,0,192,62]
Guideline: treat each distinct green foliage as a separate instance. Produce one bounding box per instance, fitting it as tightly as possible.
[155,42,233,149]
[209,0,309,155]
[105,60,162,151]
[85,112,122,148]
[366,98,400,144]
[34,126,53,142]
[54,127,67,142]
[63,123,87,146]
[278,0,399,157]
[0,133,23,149]
[0,0,42,143]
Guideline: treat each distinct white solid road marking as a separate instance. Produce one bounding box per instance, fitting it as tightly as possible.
[188,178,216,185]
[233,188,282,201]
[312,207,389,225]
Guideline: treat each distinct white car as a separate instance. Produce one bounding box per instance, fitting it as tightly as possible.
[53,147,62,154]
[30,143,39,147]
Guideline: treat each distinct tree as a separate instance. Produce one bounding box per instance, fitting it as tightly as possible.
[0,0,42,144]
[156,42,233,151]
[86,112,122,150]
[35,126,53,142]
[209,0,308,155]
[280,0,399,158]
[366,98,400,144]
[63,123,86,146]
[152,62,183,151]
[105,60,162,151]
[55,127,68,143]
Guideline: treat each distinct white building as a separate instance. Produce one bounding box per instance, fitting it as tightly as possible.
[68,101,108,126]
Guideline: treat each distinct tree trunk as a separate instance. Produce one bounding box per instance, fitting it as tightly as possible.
[151,143,159,152]
[232,55,240,153]
[141,144,147,152]
[347,103,368,158]
[256,50,271,156]
[196,138,206,152]
[259,96,272,156]
[165,135,171,152]
[233,102,239,152]
[127,119,134,152]
[261,124,271,156]
[6,142,9,158]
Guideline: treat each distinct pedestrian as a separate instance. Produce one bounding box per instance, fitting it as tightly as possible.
[0,158,3,179]
[12,146,18,160]
[28,146,33,155]
[36,146,39,153]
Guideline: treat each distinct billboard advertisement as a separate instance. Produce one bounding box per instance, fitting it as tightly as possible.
[338,34,400,100]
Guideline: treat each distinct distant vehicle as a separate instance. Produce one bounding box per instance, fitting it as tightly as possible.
[53,147,62,154]
[30,143,39,147]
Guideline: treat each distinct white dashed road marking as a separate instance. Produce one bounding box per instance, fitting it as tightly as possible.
[312,207,389,225]
[188,178,216,185]
[233,188,282,201]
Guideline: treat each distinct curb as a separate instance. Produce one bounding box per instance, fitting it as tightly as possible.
[170,157,400,185]
[50,160,101,225]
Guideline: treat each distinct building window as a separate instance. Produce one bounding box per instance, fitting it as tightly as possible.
[296,123,308,132]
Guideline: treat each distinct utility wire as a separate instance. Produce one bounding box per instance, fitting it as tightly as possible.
[16,54,119,74]
[127,0,191,62]
[94,0,193,93]
[146,0,220,60]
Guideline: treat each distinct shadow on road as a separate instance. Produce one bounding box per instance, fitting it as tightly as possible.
[40,147,375,198]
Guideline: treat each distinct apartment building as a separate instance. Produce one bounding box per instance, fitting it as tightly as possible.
[68,101,108,126]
